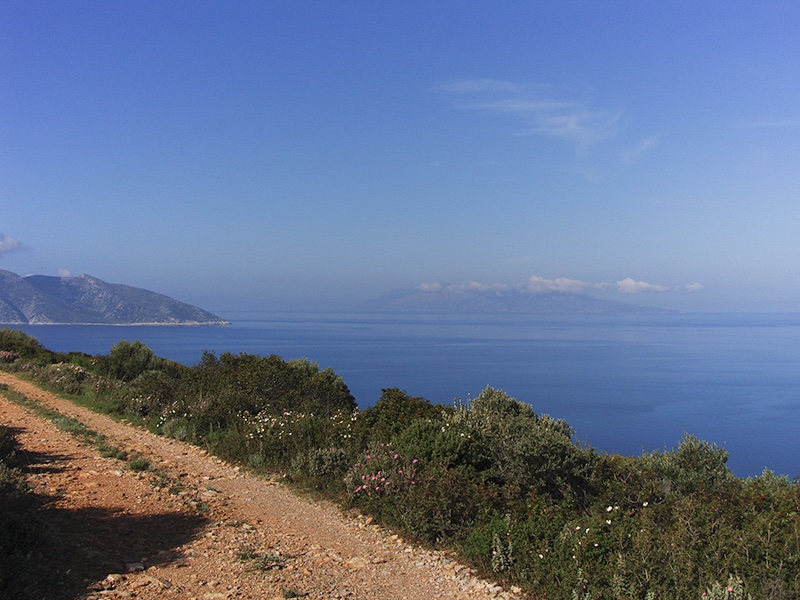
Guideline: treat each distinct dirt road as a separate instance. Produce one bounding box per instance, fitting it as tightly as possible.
[0,371,516,599]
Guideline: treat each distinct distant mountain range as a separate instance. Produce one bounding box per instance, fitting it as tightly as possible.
[0,270,228,325]
[362,286,672,314]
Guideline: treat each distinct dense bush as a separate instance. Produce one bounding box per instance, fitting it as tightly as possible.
[101,340,163,382]
[450,387,597,504]
[0,328,49,361]
[2,328,799,598]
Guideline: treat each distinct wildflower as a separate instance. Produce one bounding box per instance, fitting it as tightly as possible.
[412,459,419,464]
[393,453,399,459]
[643,501,649,507]
[606,506,613,512]
[605,520,612,525]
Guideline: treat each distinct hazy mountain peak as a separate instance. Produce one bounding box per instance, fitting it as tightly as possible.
[362,285,671,314]
[0,270,228,325]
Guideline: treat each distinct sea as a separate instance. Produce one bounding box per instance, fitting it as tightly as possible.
[12,311,800,479]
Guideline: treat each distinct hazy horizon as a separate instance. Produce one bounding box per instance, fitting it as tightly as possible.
[2,3,799,313]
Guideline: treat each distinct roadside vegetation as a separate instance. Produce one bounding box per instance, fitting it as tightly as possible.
[0,420,42,592]
[1,327,798,599]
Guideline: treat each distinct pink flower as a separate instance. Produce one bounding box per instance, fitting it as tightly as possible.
[393,453,399,459]
[727,588,734,593]
[412,459,419,464]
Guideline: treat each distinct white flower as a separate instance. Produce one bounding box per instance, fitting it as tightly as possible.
[606,506,613,512]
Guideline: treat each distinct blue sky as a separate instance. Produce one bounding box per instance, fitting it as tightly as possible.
[2,1,799,312]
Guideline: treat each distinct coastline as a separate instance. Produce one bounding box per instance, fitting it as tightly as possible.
[0,321,230,326]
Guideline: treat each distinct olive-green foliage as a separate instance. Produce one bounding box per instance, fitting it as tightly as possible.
[640,433,735,495]
[345,448,481,543]
[189,352,355,426]
[354,387,445,446]
[5,336,800,599]
[0,328,49,361]
[391,417,485,473]
[450,387,596,503]
[157,351,357,469]
[36,363,91,395]
[102,340,162,382]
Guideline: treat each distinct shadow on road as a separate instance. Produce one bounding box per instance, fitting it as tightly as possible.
[1,436,209,599]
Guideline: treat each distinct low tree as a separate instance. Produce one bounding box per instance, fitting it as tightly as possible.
[104,340,160,382]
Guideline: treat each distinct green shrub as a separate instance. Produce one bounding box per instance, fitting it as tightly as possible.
[102,340,162,382]
[449,387,596,504]
[127,455,151,472]
[345,449,480,543]
[641,433,735,496]
[5,335,800,599]
[0,328,49,361]
[354,388,444,446]
[702,576,753,600]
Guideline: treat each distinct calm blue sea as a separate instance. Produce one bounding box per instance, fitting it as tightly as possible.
[13,312,800,479]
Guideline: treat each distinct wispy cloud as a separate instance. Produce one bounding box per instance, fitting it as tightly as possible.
[526,275,594,293]
[436,78,624,148]
[0,233,22,256]
[435,78,524,94]
[616,277,670,294]
[419,275,699,296]
[740,118,800,128]
[420,280,510,293]
[623,136,659,163]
